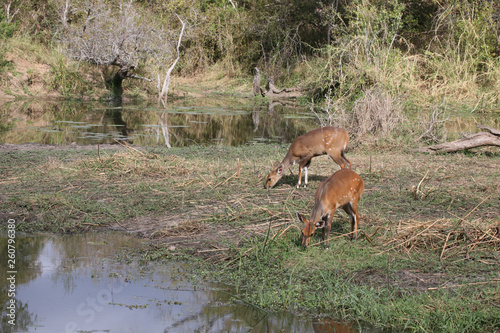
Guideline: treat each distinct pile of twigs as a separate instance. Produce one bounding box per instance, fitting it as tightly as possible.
[382,218,500,260]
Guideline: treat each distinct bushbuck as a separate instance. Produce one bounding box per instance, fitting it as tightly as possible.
[264,126,351,189]
[297,168,364,248]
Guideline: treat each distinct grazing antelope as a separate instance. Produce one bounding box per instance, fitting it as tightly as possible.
[264,126,351,189]
[297,168,364,248]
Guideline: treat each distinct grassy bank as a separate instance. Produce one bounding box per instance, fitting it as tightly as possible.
[0,142,498,331]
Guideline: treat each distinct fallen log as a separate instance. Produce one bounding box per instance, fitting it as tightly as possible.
[416,124,500,153]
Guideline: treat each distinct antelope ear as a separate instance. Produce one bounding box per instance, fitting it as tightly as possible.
[296,212,306,225]
[272,161,280,169]
[277,163,284,174]
[315,220,325,229]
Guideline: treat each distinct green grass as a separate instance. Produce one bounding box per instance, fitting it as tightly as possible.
[212,227,499,332]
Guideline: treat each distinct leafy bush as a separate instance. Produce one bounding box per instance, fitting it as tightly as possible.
[50,56,90,96]
[0,21,17,40]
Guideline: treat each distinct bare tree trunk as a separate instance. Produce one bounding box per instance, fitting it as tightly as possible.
[158,15,185,107]
[4,1,23,24]
[416,125,500,153]
[106,66,129,100]
[105,57,153,101]
[61,0,70,27]
[155,15,185,148]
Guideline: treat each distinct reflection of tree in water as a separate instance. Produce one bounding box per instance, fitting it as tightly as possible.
[1,98,319,146]
[157,112,172,148]
[103,108,131,142]
[251,100,314,145]
[0,300,35,333]
[103,98,132,144]
[161,297,320,332]
[153,102,313,147]
[0,234,139,332]
[47,233,138,294]
[0,237,45,332]
[0,234,346,332]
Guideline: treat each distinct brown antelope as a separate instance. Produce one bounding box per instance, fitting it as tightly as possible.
[264,126,351,189]
[297,168,364,248]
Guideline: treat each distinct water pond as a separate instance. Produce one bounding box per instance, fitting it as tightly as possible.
[0,232,358,333]
[1,96,498,147]
[0,98,319,147]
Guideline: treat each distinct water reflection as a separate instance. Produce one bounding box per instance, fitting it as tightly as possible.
[0,98,318,147]
[445,115,500,139]
[0,233,358,333]
[2,97,498,148]
[0,236,44,331]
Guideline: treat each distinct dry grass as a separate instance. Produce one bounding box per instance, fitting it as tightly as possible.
[236,149,500,265]
[74,142,193,179]
[382,218,500,258]
[313,86,405,144]
[351,87,405,138]
[157,220,208,237]
[3,143,498,266]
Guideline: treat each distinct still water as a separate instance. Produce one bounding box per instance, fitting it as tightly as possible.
[0,98,319,147]
[1,97,497,147]
[0,233,357,333]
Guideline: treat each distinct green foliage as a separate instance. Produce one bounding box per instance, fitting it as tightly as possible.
[304,0,499,145]
[0,20,17,40]
[304,0,408,100]
[0,0,61,43]
[49,55,92,96]
[424,0,500,91]
[1,0,499,110]
[345,0,405,46]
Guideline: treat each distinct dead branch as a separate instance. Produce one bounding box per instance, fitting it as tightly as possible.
[252,67,301,98]
[477,124,500,136]
[416,124,500,153]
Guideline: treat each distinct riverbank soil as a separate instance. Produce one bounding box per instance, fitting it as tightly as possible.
[1,142,499,331]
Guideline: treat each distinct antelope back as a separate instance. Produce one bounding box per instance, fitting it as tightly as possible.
[297,126,348,150]
[322,169,364,207]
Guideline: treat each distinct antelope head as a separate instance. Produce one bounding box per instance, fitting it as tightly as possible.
[264,161,284,189]
[297,212,316,247]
